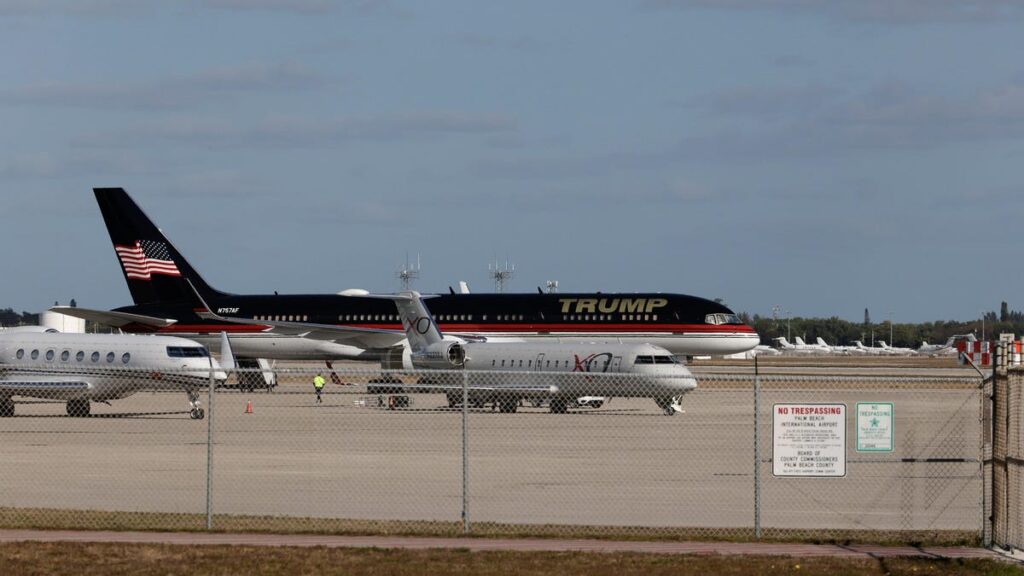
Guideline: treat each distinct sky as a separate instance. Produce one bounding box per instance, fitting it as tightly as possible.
[2,0,1023,323]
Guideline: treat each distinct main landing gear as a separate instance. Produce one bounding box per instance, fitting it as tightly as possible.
[0,397,14,418]
[66,399,90,417]
[188,391,205,420]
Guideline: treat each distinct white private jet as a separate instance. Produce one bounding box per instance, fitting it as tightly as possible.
[853,341,893,355]
[916,334,975,357]
[773,336,826,354]
[0,326,226,418]
[878,341,914,355]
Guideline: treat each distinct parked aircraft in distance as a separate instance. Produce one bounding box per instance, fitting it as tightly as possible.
[878,341,914,355]
[916,334,975,357]
[0,326,225,418]
[197,289,698,415]
[773,336,826,354]
[54,188,759,368]
[814,337,866,355]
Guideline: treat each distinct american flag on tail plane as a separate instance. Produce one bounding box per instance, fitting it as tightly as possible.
[113,240,181,280]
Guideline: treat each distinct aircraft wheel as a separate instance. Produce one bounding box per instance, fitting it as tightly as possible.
[550,398,568,414]
[446,393,460,408]
[190,408,205,420]
[499,399,518,413]
[67,399,90,418]
[0,398,14,417]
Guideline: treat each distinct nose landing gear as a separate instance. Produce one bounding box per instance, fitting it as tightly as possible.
[187,391,205,420]
[655,396,684,416]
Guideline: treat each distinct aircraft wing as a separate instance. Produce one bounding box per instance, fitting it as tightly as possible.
[50,306,177,329]
[0,377,92,395]
[186,281,480,349]
[194,309,408,349]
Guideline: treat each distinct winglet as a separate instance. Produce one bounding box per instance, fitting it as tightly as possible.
[219,331,237,370]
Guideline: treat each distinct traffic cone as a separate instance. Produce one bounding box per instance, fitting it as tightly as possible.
[245,400,253,414]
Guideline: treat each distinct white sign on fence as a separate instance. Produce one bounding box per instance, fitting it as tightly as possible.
[856,402,893,452]
[773,403,846,477]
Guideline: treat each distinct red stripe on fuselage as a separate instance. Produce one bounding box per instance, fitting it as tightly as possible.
[139,322,755,335]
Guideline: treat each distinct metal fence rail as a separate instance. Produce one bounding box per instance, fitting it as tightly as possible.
[0,365,985,542]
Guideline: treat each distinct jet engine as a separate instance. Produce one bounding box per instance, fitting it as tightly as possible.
[411,341,466,369]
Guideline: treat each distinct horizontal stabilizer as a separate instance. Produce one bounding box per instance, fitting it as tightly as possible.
[49,307,178,329]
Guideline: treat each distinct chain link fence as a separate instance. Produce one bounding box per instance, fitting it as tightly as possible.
[990,344,1024,551]
[0,365,985,543]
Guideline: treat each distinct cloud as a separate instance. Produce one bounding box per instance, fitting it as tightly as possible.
[84,111,516,148]
[0,150,151,179]
[0,0,393,16]
[0,0,138,16]
[639,0,1024,25]
[684,80,1024,158]
[0,61,325,110]
[696,84,840,120]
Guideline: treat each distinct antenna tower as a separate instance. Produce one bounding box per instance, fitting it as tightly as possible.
[489,259,515,293]
[396,253,421,291]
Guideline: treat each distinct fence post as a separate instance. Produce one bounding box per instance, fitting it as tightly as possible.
[461,370,470,534]
[206,361,216,530]
[753,357,761,540]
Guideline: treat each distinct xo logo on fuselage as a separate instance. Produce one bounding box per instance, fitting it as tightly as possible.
[573,352,613,373]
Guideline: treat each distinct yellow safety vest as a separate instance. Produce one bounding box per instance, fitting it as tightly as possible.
[313,376,325,389]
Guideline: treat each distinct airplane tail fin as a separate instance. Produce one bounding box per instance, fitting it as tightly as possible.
[391,291,444,354]
[93,188,227,307]
[816,337,828,347]
[794,336,807,347]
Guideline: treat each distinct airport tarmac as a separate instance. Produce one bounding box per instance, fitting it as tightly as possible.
[0,370,983,536]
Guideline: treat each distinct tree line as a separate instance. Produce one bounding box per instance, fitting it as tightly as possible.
[740,301,1024,348]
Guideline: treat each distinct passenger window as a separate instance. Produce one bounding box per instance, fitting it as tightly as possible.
[76,351,84,362]
[106,352,115,363]
[16,349,24,359]
[528,360,532,367]
[501,360,505,367]
[45,350,54,361]
[518,360,523,367]
[61,350,70,362]
[91,352,100,362]
[546,360,550,367]
[122,353,131,364]
[491,360,495,366]
[31,350,39,360]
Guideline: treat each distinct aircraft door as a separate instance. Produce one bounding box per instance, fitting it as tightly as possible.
[534,353,545,371]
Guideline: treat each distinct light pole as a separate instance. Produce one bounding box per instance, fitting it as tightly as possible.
[888,312,893,347]
[786,309,791,341]
[980,310,985,343]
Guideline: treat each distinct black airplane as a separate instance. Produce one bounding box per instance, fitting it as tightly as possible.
[54,188,759,366]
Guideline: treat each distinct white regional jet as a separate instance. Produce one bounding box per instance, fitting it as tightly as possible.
[0,326,225,418]
[197,289,698,415]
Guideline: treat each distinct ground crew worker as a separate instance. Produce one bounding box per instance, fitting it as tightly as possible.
[313,372,326,404]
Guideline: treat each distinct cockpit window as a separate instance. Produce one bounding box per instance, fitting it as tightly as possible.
[167,346,210,358]
[705,313,742,325]
[636,355,679,365]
